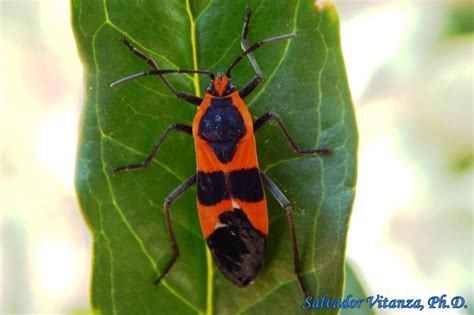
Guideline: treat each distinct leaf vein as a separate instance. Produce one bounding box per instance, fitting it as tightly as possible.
[130,176,202,239]
[246,0,299,109]
[91,22,203,314]
[236,270,316,314]
[185,1,213,314]
[102,0,193,81]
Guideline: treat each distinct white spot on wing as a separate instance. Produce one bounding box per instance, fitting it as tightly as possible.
[231,198,240,209]
[215,222,227,229]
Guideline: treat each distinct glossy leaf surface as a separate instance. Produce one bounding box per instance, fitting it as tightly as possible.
[72,0,358,314]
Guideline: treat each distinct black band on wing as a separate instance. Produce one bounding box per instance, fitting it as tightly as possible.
[229,168,264,202]
[197,171,229,206]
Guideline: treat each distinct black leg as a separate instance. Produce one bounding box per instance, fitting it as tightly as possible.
[238,9,262,99]
[254,111,332,155]
[154,174,196,285]
[227,34,295,77]
[115,37,203,106]
[121,37,160,70]
[227,10,295,98]
[111,124,192,174]
[260,172,308,297]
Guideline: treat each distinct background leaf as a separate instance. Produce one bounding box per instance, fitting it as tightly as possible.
[72,0,358,314]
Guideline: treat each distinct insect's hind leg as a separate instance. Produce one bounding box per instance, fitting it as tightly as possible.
[154,174,196,285]
[260,172,309,297]
[111,124,192,174]
[118,37,202,106]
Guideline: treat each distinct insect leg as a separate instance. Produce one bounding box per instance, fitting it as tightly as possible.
[228,15,295,97]
[154,174,196,285]
[120,37,160,70]
[260,172,308,297]
[111,124,192,174]
[253,111,332,155]
[117,37,203,106]
[238,9,263,99]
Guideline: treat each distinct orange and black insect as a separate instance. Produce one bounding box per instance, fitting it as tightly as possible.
[110,10,331,296]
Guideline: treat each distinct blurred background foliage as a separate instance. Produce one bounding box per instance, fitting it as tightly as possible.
[0,1,472,314]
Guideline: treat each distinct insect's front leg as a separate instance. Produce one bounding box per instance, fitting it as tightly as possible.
[233,10,296,99]
[253,111,332,155]
[121,37,160,71]
[118,37,202,106]
[111,124,192,174]
[238,9,262,99]
[260,172,308,297]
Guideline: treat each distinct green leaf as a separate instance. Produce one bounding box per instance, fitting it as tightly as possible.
[72,1,358,314]
[443,1,474,37]
[341,263,375,315]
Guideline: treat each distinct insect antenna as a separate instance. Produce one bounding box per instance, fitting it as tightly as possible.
[111,69,214,88]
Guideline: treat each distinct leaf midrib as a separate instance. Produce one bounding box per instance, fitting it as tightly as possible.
[183,1,214,314]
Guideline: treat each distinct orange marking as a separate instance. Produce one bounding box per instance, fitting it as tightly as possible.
[198,199,233,238]
[193,91,268,238]
[213,75,229,96]
[193,92,257,172]
[197,198,268,238]
[233,199,268,235]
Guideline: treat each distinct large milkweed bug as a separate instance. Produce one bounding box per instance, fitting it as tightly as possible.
[110,9,331,296]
